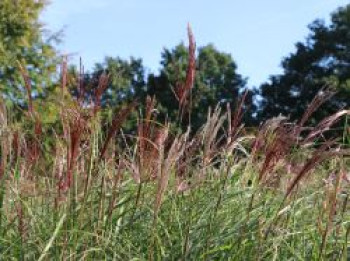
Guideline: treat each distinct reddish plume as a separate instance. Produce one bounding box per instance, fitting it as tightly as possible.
[99,100,138,161]
[93,72,109,114]
[61,56,68,92]
[174,24,196,109]
[18,63,33,115]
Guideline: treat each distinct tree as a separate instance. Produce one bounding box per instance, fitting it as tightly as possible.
[0,0,59,106]
[259,4,350,124]
[91,56,147,108]
[148,43,253,131]
[65,56,147,134]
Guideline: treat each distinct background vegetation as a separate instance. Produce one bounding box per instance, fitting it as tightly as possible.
[0,1,349,260]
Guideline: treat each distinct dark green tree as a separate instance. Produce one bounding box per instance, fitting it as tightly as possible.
[89,56,147,108]
[259,4,350,124]
[148,43,253,131]
[0,0,59,106]
[69,57,147,134]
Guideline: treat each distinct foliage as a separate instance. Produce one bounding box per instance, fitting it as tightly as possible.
[90,57,147,108]
[148,43,256,130]
[84,35,254,133]
[1,3,350,259]
[259,4,350,124]
[0,81,349,259]
[0,0,59,106]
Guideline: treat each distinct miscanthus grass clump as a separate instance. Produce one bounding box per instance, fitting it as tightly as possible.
[0,28,349,260]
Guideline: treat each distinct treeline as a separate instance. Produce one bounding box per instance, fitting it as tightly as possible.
[1,0,350,131]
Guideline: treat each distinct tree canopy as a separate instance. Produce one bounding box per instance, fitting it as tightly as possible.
[83,42,253,132]
[0,0,58,106]
[147,43,254,130]
[259,4,350,123]
[92,57,147,107]
[2,1,350,131]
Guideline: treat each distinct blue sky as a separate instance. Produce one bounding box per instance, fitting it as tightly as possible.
[41,0,349,87]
